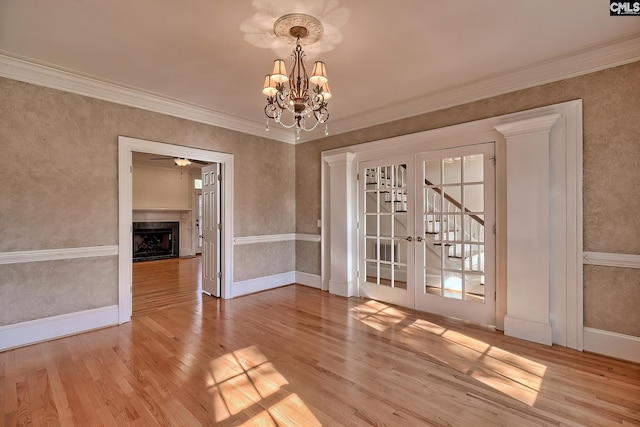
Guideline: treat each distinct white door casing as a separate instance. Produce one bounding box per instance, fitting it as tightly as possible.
[201,163,220,297]
[118,136,234,324]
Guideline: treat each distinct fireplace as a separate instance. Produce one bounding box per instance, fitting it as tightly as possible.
[133,222,179,262]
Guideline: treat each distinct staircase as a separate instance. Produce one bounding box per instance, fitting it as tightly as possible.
[364,164,485,294]
[424,182,485,273]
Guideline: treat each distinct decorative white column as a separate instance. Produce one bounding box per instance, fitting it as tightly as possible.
[324,152,356,297]
[495,114,560,346]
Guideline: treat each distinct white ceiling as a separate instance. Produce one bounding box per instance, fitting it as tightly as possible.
[1,0,639,143]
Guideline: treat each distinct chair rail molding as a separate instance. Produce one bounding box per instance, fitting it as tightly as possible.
[583,251,640,269]
[0,245,118,265]
[233,234,321,245]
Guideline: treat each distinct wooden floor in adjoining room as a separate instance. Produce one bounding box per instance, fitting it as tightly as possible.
[132,256,203,317]
[1,258,639,426]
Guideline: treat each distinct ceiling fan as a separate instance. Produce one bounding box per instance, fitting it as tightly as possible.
[149,156,210,167]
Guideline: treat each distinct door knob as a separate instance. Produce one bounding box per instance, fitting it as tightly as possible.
[416,236,424,242]
[406,236,413,241]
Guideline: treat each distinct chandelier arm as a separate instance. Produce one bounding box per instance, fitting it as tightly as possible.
[274,113,301,129]
[275,93,288,111]
[313,108,329,123]
[264,98,279,120]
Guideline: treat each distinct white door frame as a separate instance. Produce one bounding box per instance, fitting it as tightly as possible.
[321,100,583,350]
[118,136,234,324]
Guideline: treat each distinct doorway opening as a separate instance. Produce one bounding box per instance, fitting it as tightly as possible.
[129,152,219,316]
[118,136,234,324]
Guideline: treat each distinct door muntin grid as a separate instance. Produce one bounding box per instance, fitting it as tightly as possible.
[422,154,487,302]
[364,164,408,290]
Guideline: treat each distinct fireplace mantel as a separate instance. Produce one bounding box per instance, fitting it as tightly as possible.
[132,209,193,258]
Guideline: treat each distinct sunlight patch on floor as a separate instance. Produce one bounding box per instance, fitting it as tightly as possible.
[205,345,320,425]
[240,394,322,427]
[349,300,407,332]
[352,300,547,406]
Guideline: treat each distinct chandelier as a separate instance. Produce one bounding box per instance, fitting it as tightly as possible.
[262,14,331,139]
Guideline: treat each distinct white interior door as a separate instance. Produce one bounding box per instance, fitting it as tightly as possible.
[359,156,415,308]
[202,163,220,297]
[414,144,495,325]
[357,144,495,325]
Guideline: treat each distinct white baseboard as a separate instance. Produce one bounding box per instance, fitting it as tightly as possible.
[584,327,640,364]
[295,272,322,289]
[504,315,553,346]
[0,305,119,351]
[232,271,296,298]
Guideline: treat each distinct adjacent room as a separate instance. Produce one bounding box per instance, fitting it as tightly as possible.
[1,1,639,425]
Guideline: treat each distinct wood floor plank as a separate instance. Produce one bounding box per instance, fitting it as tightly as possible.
[1,256,639,426]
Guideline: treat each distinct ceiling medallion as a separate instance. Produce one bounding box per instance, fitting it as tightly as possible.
[262,13,331,139]
[273,14,324,45]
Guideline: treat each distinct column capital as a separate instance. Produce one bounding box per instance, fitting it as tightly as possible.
[494,113,560,138]
[323,152,355,167]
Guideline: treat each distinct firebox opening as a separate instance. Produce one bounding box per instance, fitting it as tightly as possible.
[133,221,179,262]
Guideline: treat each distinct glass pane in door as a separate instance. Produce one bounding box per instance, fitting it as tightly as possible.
[362,163,409,291]
[420,153,486,303]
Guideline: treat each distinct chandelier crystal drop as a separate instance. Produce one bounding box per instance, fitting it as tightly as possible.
[262,14,331,138]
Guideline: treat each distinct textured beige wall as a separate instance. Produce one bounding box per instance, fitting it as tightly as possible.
[0,257,117,325]
[295,240,321,275]
[0,77,295,326]
[133,165,192,209]
[234,242,295,282]
[295,61,640,336]
[584,265,640,337]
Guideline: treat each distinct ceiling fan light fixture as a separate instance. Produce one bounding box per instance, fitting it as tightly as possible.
[174,158,192,167]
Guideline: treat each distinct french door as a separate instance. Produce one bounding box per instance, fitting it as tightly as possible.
[359,155,416,308]
[358,143,495,325]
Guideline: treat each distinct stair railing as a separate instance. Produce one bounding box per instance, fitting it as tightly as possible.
[366,165,485,266]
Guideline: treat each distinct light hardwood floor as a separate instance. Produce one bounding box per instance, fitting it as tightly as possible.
[132,256,203,317]
[1,257,639,426]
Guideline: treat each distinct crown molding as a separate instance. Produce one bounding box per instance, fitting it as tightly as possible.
[300,32,640,143]
[0,53,295,144]
[2,32,639,146]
